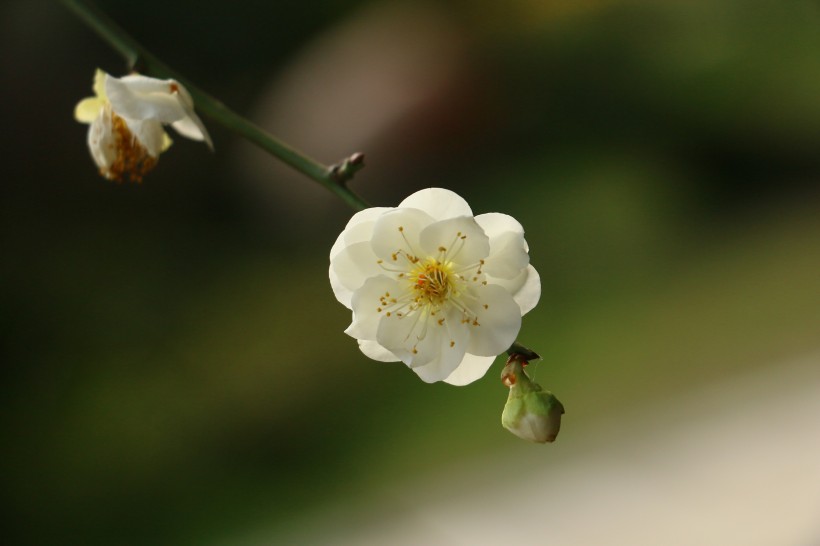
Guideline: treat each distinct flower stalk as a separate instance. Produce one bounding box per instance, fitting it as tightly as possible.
[61,0,369,211]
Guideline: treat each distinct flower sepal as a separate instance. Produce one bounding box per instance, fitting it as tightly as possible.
[501,354,564,443]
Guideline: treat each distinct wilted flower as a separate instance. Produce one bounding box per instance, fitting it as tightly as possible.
[329,188,540,385]
[74,69,212,182]
[501,356,564,443]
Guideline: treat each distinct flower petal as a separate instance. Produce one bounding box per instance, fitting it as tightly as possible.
[511,264,541,315]
[376,312,429,366]
[418,216,490,268]
[161,132,173,152]
[409,307,471,382]
[128,118,168,157]
[171,114,213,150]
[476,213,530,279]
[327,264,346,309]
[357,339,400,362]
[487,265,541,315]
[74,97,104,123]
[87,108,116,171]
[329,232,346,262]
[117,73,179,93]
[482,230,530,279]
[475,212,525,245]
[330,208,390,307]
[92,68,107,100]
[370,207,435,262]
[376,303,466,369]
[343,207,391,247]
[443,353,497,386]
[105,74,189,124]
[463,284,522,356]
[330,241,385,307]
[329,207,391,260]
[346,275,405,340]
[410,341,466,382]
[399,187,473,220]
[328,263,349,309]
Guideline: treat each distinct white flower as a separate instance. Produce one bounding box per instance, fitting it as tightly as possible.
[74,69,212,182]
[329,188,541,385]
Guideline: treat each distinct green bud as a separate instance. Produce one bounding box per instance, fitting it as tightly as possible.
[501,356,565,443]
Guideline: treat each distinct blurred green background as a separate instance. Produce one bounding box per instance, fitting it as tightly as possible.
[2,0,819,544]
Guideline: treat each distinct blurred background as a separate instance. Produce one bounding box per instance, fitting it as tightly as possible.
[2,0,819,544]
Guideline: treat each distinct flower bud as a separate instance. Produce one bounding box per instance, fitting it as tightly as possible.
[501,356,565,443]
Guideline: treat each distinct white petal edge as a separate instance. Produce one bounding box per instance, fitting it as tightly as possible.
[105,75,189,124]
[171,114,214,150]
[329,264,351,309]
[330,208,390,308]
[330,241,384,308]
[330,207,391,260]
[117,73,179,93]
[482,262,541,316]
[512,264,541,316]
[443,353,497,386]
[344,207,392,248]
[358,339,400,362]
[399,188,473,221]
[475,212,525,241]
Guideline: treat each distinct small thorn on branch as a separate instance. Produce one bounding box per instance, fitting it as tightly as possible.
[329,152,365,185]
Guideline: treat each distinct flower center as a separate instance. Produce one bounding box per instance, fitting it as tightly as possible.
[373,226,488,326]
[410,258,455,307]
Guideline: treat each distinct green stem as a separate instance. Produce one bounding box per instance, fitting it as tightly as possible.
[60,0,369,212]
